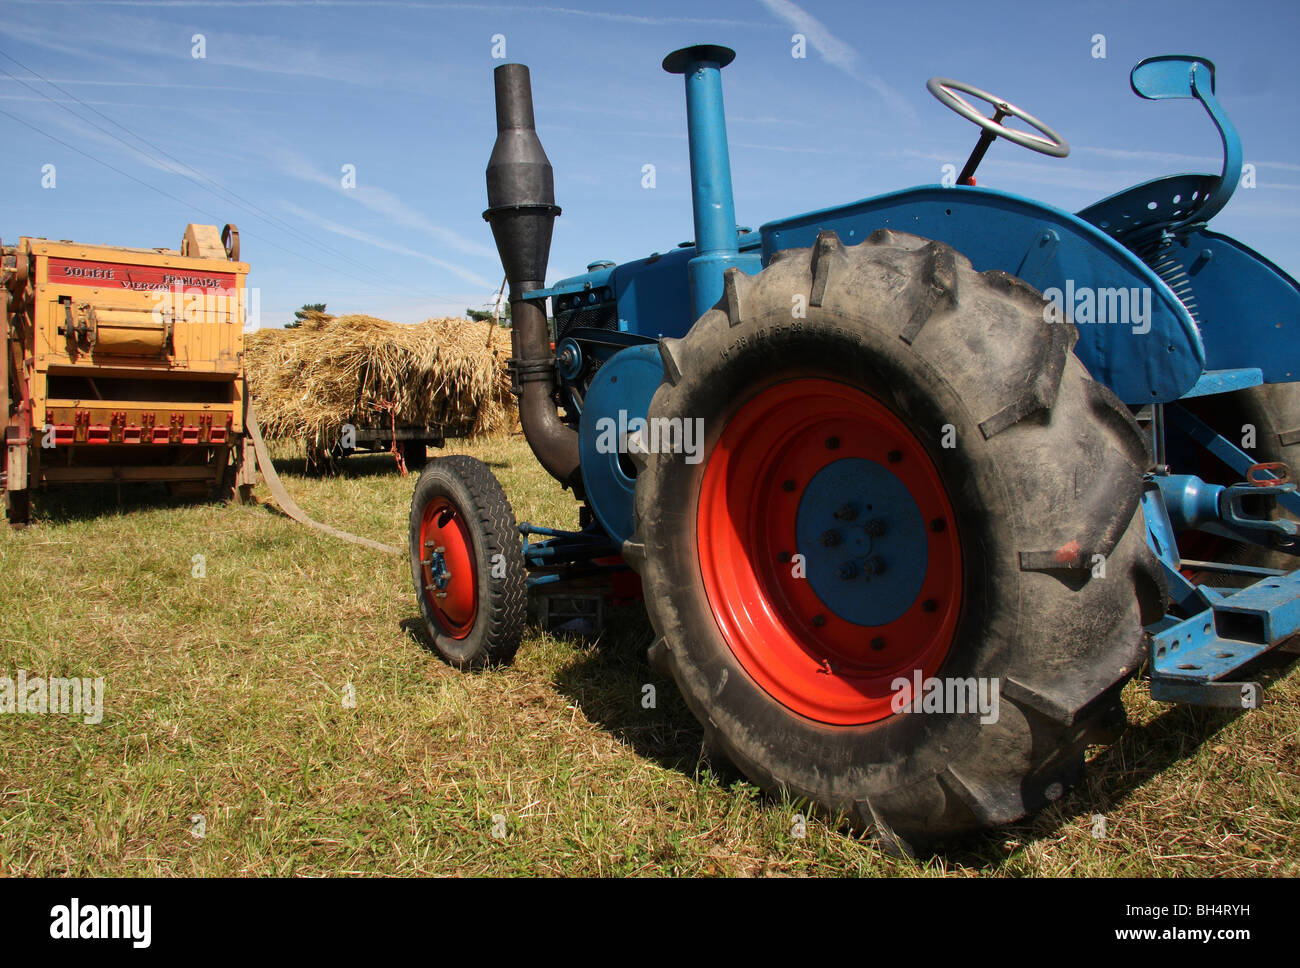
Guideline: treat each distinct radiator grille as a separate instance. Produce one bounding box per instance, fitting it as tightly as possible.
[556,302,617,339]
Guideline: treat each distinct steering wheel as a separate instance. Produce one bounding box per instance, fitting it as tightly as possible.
[926,77,1069,158]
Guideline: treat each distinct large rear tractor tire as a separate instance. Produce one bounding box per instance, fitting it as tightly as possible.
[627,229,1165,842]
[410,455,526,669]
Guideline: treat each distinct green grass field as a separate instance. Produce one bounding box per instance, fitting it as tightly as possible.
[1,434,1297,876]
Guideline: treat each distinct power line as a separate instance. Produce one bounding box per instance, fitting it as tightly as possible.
[0,49,477,310]
[0,53,392,279]
[0,105,424,303]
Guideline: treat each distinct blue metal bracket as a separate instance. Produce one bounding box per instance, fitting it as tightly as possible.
[1142,471,1299,707]
[1181,368,1264,398]
[1014,228,1060,290]
[1141,479,1211,612]
[1147,565,1300,707]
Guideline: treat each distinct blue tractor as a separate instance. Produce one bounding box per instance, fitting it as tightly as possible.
[408,46,1300,842]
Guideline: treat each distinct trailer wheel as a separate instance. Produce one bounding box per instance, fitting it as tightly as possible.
[627,229,1164,841]
[410,455,526,669]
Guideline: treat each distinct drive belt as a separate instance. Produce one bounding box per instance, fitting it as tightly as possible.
[245,405,402,557]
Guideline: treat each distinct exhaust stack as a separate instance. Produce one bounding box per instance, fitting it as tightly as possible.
[483,63,581,491]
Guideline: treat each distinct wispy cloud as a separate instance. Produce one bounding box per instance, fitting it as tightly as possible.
[36,106,221,180]
[281,200,494,289]
[1,13,390,86]
[0,75,301,95]
[732,140,835,155]
[1078,144,1300,173]
[272,149,499,260]
[1221,203,1300,217]
[755,0,914,120]
[730,115,811,127]
[6,1,761,28]
[0,88,281,115]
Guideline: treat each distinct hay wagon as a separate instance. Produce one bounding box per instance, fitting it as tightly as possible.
[245,312,514,472]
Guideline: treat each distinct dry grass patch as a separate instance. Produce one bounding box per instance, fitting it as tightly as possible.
[0,435,1296,876]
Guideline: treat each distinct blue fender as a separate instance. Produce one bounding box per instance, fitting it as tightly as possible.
[760,185,1205,404]
[1173,229,1300,383]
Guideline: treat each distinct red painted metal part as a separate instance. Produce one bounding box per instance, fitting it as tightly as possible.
[46,257,238,295]
[44,420,226,445]
[419,496,478,639]
[697,378,963,726]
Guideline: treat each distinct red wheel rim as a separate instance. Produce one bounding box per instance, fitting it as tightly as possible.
[697,378,963,725]
[419,497,478,639]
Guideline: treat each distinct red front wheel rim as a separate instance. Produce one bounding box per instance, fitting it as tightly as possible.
[419,497,478,639]
[697,378,963,725]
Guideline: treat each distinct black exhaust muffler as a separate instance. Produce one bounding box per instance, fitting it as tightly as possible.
[483,63,581,492]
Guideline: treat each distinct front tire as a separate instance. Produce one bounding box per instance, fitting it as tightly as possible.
[409,456,526,669]
[628,229,1165,840]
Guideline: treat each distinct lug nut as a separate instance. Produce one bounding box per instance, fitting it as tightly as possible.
[839,561,858,580]
[833,503,858,521]
[863,518,885,537]
[864,555,886,576]
[820,530,840,547]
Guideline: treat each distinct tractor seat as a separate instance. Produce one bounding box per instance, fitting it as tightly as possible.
[1076,173,1220,245]
[1078,55,1241,248]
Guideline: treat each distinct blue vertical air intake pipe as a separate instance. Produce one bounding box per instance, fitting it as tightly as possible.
[663,45,745,321]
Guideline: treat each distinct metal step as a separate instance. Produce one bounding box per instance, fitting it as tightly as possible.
[1148,568,1300,707]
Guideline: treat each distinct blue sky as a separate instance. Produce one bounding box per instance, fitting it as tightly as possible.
[2,0,1297,327]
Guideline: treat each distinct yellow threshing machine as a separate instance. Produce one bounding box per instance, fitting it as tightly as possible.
[2,223,257,524]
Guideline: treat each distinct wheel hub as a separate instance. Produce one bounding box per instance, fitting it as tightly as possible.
[419,497,477,638]
[795,458,928,626]
[696,378,963,725]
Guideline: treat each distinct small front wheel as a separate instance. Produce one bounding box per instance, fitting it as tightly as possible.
[409,455,526,668]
